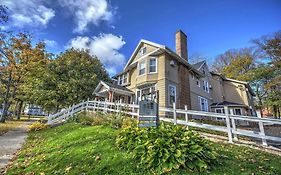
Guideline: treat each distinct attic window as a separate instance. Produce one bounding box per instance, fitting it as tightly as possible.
[202,67,206,74]
[139,47,146,55]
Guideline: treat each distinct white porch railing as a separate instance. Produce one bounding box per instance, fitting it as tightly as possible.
[47,100,281,146]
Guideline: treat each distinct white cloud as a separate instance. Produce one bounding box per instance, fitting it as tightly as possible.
[58,0,114,33]
[2,0,55,28]
[44,39,57,48]
[67,33,126,75]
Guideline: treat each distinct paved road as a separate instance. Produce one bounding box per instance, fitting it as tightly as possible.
[0,120,34,173]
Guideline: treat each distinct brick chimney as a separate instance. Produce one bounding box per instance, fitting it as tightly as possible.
[175,30,188,61]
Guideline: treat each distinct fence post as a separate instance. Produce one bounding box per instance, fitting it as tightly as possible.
[48,114,51,124]
[136,102,139,118]
[71,104,74,117]
[184,105,188,129]
[103,100,107,113]
[132,102,135,118]
[230,109,238,141]
[86,98,89,112]
[257,110,268,146]
[173,102,177,125]
[224,106,233,143]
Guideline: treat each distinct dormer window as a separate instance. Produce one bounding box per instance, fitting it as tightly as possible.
[202,67,206,74]
[118,76,122,85]
[123,73,128,84]
[139,47,147,55]
[118,73,129,85]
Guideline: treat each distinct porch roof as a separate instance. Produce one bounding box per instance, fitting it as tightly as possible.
[210,101,246,108]
[94,81,134,96]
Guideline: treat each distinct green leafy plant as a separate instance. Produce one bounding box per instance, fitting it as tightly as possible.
[116,123,217,174]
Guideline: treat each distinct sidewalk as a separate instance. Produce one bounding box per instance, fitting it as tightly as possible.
[0,120,34,173]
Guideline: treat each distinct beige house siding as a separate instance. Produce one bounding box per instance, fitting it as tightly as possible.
[210,75,224,102]
[223,81,248,105]
[132,43,158,62]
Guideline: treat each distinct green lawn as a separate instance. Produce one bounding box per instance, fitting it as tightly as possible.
[7,123,281,175]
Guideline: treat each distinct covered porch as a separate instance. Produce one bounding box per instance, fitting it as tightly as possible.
[94,81,134,103]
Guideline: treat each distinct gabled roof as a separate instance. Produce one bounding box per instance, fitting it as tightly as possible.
[123,39,166,71]
[192,60,206,70]
[94,81,134,95]
[210,72,255,96]
[122,39,204,77]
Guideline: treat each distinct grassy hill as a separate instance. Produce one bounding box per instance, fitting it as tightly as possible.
[6,123,281,175]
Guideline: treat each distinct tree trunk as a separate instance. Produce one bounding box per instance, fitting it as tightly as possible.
[0,72,12,123]
[15,100,23,119]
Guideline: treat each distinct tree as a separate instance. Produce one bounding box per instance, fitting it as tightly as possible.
[0,32,48,122]
[25,48,110,113]
[253,31,281,118]
[212,48,258,81]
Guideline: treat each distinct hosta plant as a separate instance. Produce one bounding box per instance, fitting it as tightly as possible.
[116,123,217,174]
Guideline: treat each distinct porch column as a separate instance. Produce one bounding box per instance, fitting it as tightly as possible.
[108,91,113,102]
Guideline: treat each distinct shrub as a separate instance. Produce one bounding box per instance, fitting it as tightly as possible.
[121,117,137,128]
[116,123,217,174]
[28,121,48,131]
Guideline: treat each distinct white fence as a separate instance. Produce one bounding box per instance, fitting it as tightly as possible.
[48,100,281,146]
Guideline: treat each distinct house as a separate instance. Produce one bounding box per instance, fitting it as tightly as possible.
[94,30,255,116]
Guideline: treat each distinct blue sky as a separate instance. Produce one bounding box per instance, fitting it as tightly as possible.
[1,0,281,76]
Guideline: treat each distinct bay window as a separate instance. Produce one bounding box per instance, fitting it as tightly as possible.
[139,60,146,75]
[149,57,157,73]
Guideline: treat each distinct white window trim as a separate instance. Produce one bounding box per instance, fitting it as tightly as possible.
[215,108,224,113]
[138,59,146,76]
[233,108,242,115]
[139,47,147,55]
[198,96,208,112]
[136,84,156,103]
[196,78,200,87]
[203,80,209,93]
[148,57,157,74]
[168,84,177,106]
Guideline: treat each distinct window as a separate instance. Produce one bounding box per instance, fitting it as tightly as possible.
[215,108,225,113]
[136,85,156,104]
[196,78,200,87]
[139,47,146,55]
[215,108,225,120]
[198,96,208,112]
[123,73,128,84]
[149,57,157,73]
[234,108,242,115]
[169,85,176,106]
[191,72,195,79]
[118,76,122,85]
[138,60,146,75]
[203,81,209,93]
[202,67,206,74]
